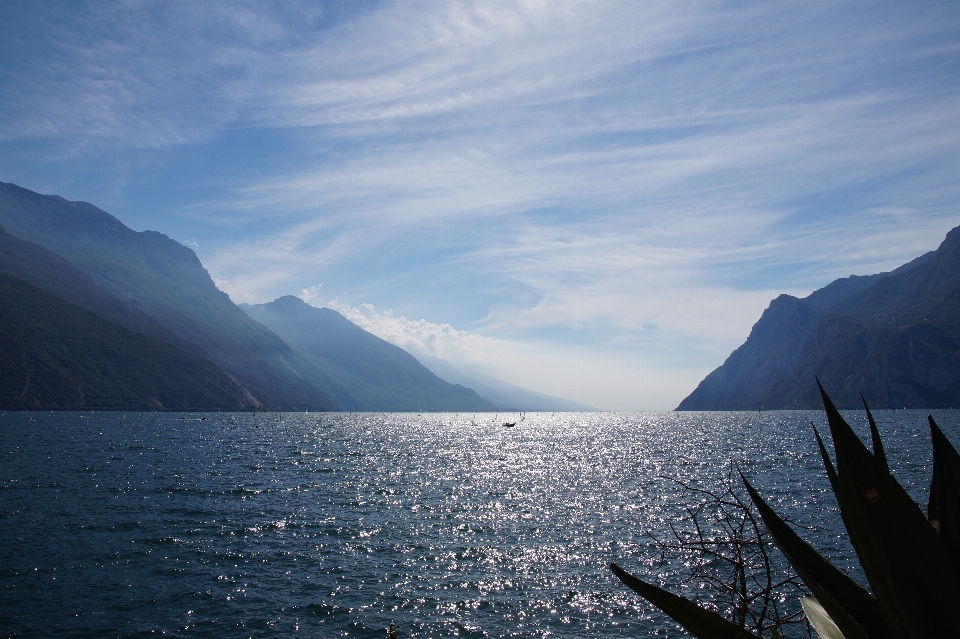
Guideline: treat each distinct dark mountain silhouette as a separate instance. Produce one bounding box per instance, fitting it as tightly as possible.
[0,273,260,411]
[241,296,495,412]
[0,181,343,411]
[678,226,960,409]
[0,180,586,412]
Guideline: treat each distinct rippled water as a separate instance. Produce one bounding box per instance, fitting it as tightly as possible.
[2,409,957,638]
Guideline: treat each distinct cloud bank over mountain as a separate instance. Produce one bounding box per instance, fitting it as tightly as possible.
[328,300,696,411]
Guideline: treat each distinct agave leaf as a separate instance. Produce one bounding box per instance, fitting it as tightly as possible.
[741,475,889,639]
[927,415,960,577]
[610,562,762,639]
[812,422,869,576]
[860,395,888,472]
[817,381,960,637]
[800,596,845,639]
[813,424,839,495]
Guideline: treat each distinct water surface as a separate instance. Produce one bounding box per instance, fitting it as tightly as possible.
[2,409,956,638]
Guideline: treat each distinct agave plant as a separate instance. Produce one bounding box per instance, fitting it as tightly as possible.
[611,380,960,638]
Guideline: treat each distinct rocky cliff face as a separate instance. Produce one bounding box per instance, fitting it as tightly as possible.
[678,294,827,409]
[677,229,955,409]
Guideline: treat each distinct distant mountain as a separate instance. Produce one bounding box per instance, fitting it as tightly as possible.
[678,226,960,409]
[0,182,343,411]
[0,225,197,353]
[241,296,495,412]
[0,273,260,411]
[417,354,598,412]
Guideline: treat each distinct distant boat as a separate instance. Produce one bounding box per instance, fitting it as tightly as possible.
[502,411,526,427]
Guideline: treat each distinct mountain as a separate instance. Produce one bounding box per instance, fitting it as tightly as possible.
[417,354,598,412]
[0,225,197,353]
[241,296,495,412]
[678,226,960,409]
[0,273,260,411]
[0,181,343,411]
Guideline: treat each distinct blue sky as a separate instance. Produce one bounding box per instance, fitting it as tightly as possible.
[2,1,960,410]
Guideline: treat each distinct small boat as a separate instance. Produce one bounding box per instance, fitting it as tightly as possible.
[502,411,524,427]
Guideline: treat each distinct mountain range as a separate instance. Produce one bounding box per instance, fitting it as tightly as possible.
[0,272,259,411]
[241,296,492,412]
[678,225,960,409]
[0,181,575,412]
[0,182,344,410]
[17,179,956,413]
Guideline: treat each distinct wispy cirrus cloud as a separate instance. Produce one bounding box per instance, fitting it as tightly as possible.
[3,1,960,408]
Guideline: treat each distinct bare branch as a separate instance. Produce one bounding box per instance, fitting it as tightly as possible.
[645,468,812,638]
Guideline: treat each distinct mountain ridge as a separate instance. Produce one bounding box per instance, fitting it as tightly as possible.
[0,225,201,355]
[0,181,342,410]
[0,180,587,412]
[678,226,960,409]
[241,296,495,412]
[0,272,260,411]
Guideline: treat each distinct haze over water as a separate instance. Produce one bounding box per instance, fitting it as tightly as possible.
[2,410,956,638]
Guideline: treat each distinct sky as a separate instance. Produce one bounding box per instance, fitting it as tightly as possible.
[2,1,960,410]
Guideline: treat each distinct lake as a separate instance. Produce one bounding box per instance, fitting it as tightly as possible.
[2,409,956,638]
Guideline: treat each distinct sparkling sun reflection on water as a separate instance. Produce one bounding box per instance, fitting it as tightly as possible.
[1,409,956,637]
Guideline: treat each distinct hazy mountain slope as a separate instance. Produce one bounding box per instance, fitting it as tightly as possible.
[0,181,343,411]
[0,273,260,411]
[417,354,598,411]
[242,297,494,412]
[0,225,197,353]
[678,227,960,409]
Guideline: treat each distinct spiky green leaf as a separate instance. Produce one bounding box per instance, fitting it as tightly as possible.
[800,596,845,639]
[860,395,887,472]
[741,475,889,639]
[927,414,960,578]
[813,424,839,495]
[818,381,959,637]
[610,563,762,639]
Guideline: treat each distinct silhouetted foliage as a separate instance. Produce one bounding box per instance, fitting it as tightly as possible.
[641,471,809,637]
[614,384,960,638]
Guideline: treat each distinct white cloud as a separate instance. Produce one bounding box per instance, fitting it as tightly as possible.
[330,300,506,368]
[328,299,694,411]
[327,300,648,409]
[299,283,322,303]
